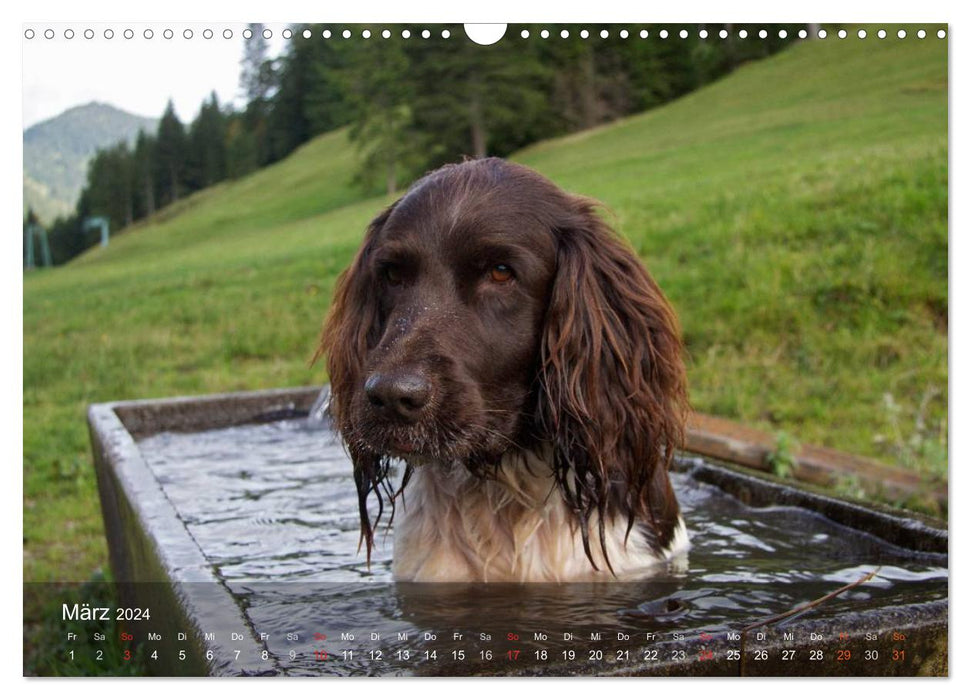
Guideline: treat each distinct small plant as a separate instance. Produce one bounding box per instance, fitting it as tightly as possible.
[767,431,799,479]
[54,457,89,491]
[875,388,947,482]
[834,473,868,502]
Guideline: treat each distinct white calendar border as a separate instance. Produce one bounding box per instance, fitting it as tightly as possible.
[8,0,962,697]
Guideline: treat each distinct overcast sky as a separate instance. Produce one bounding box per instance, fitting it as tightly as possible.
[22,22,288,129]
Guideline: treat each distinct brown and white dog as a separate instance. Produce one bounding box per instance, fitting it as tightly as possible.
[318,158,689,582]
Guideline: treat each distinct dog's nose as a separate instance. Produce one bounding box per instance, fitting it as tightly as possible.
[365,371,432,421]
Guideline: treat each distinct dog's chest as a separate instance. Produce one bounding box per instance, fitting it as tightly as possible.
[391,457,681,582]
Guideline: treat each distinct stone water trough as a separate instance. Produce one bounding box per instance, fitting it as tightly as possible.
[88,386,948,677]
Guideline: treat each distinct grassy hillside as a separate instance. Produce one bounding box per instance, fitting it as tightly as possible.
[24,31,947,591]
[514,34,947,486]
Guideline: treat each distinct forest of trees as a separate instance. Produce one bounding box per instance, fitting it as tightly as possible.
[28,23,802,266]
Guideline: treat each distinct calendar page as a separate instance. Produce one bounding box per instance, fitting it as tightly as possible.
[22,14,949,681]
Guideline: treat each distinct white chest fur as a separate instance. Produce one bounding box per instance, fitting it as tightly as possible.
[391,452,689,582]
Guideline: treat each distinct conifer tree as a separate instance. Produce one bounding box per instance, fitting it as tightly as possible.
[154,100,187,206]
[403,29,551,168]
[336,34,417,195]
[133,129,156,218]
[186,92,228,191]
[240,23,276,166]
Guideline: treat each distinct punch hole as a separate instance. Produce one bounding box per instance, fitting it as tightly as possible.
[719,29,728,39]
[837,29,847,39]
[541,29,550,39]
[520,29,529,38]
[738,29,747,39]
[401,29,411,39]
[465,24,507,45]
[917,29,926,39]
[759,29,768,39]
[560,30,570,39]
[422,29,431,39]
[342,29,351,39]
[124,29,133,39]
[640,29,649,39]
[24,28,34,39]
[262,28,272,40]
[322,29,332,39]
[145,29,154,39]
[877,29,886,39]
[778,29,788,39]
[44,29,54,39]
[818,29,827,39]
[163,29,173,39]
[798,29,807,39]
[858,29,867,39]
[204,29,213,39]
[362,30,371,39]
[64,29,74,39]
[225,29,235,39]
[700,29,709,39]
[101,29,111,40]
[679,29,688,39]
[303,29,312,39]
[84,29,94,39]
[599,29,608,39]
[937,29,946,39]
[382,29,391,39]
[620,29,629,38]
[282,29,292,39]
[441,29,450,39]
[243,28,252,39]
[580,29,589,39]
[184,29,193,40]
[659,29,668,39]
[897,29,906,39]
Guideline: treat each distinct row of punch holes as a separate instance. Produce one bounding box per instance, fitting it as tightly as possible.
[24,26,948,42]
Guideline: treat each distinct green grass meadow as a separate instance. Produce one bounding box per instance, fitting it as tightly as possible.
[23,30,947,663]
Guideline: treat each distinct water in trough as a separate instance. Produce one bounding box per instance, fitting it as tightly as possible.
[134,405,947,675]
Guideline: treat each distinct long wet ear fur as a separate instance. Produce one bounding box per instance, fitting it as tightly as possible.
[536,196,688,573]
[315,203,404,565]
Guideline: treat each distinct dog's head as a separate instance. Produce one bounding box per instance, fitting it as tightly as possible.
[319,158,687,568]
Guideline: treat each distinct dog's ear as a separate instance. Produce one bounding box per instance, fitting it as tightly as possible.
[316,202,399,565]
[537,196,688,570]
[317,203,395,430]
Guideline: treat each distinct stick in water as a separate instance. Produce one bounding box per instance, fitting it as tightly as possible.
[738,567,881,675]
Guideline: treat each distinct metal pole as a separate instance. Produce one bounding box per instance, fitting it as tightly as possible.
[41,228,52,266]
[25,228,34,269]
[83,217,110,248]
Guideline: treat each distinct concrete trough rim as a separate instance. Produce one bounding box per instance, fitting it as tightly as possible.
[678,457,947,558]
[88,400,282,675]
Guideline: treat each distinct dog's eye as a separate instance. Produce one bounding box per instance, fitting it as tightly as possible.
[489,264,514,283]
[384,265,403,286]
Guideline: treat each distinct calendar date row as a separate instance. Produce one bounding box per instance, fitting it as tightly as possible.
[70,646,912,665]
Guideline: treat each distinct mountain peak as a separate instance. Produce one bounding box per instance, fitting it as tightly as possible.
[24,102,159,223]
